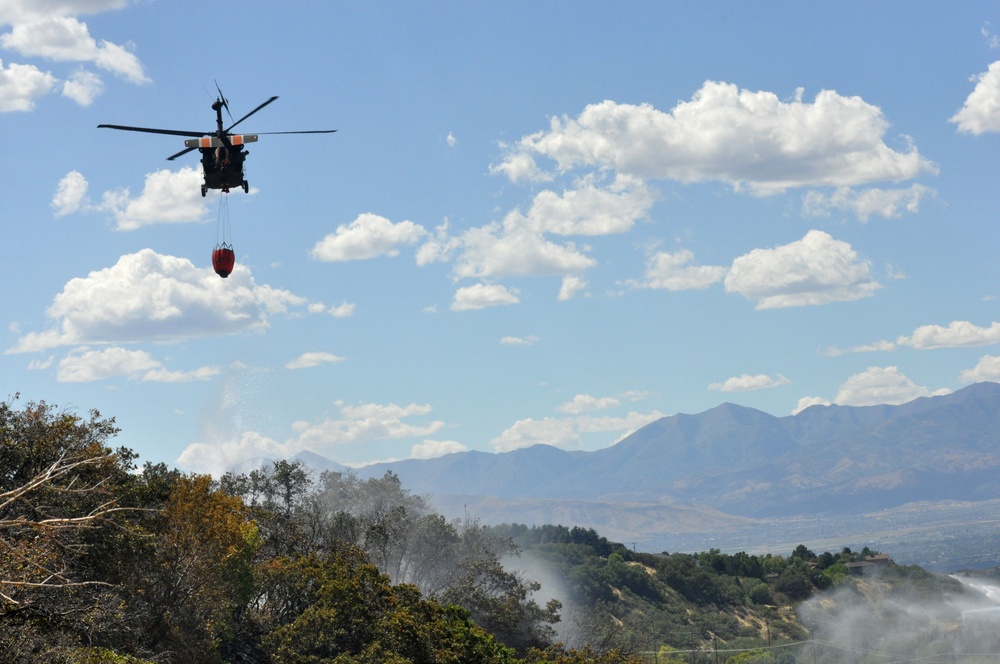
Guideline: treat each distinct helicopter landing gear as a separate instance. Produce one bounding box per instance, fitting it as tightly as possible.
[201,185,207,197]
[242,180,249,193]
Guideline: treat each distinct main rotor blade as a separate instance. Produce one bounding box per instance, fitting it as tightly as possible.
[98,124,206,138]
[214,79,233,123]
[255,130,338,135]
[166,146,197,161]
[226,96,278,132]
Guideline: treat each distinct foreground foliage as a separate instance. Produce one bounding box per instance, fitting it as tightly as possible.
[1,397,990,663]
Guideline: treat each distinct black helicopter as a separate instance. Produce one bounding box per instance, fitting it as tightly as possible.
[98,88,336,196]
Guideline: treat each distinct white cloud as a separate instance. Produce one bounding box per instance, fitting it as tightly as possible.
[793,395,831,414]
[960,356,1000,383]
[823,340,896,356]
[0,1,130,26]
[556,394,621,414]
[951,61,1000,135]
[574,410,665,437]
[832,366,950,406]
[446,222,596,280]
[491,408,665,452]
[141,366,221,383]
[99,167,209,229]
[0,58,56,111]
[446,132,457,147]
[826,320,1000,355]
[311,213,427,261]
[291,401,445,447]
[61,67,101,105]
[411,439,468,459]
[54,169,209,225]
[630,248,727,291]
[177,430,296,477]
[491,417,579,452]
[521,174,653,236]
[899,320,1000,349]
[500,335,538,346]
[286,351,345,370]
[725,230,880,309]
[8,249,318,352]
[451,283,520,311]
[709,373,790,392]
[495,82,935,194]
[558,275,587,301]
[57,346,158,382]
[178,400,449,474]
[802,184,933,221]
[55,345,217,383]
[1,15,147,84]
[52,170,88,216]
[794,367,949,413]
[324,302,356,318]
[416,181,612,284]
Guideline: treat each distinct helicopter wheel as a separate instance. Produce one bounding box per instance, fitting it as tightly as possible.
[242,180,249,193]
[201,185,207,198]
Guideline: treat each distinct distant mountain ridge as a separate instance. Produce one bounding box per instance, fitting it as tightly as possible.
[345,382,1000,524]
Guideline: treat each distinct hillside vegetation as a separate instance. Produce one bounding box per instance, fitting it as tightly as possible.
[1,397,996,663]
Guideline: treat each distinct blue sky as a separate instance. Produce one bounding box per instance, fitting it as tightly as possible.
[3,1,1000,474]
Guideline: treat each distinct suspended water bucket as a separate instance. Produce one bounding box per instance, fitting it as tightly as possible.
[212,243,235,278]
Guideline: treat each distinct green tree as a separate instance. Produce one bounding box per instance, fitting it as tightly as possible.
[255,545,515,663]
[135,474,258,662]
[0,397,135,661]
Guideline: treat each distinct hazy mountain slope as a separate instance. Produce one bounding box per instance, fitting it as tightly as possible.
[344,382,1000,525]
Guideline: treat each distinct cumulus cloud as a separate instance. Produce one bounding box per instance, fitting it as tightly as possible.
[100,167,209,229]
[451,283,520,311]
[725,230,880,309]
[311,213,428,261]
[494,82,935,194]
[0,2,147,110]
[1,16,147,83]
[709,373,790,392]
[51,170,89,216]
[899,320,1000,349]
[795,366,950,413]
[823,339,897,356]
[53,168,211,228]
[427,221,595,281]
[556,394,621,414]
[61,67,102,105]
[291,401,445,448]
[629,248,727,291]
[491,408,665,452]
[521,175,653,236]
[0,58,56,111]
[55,346,218,383]
[831,320,1000,355]
[558,275,587,301]
[802,184,934,221]
[951,61,1000,134]
[500,335,538,346]
[8,249,321,353]
[491,417,579,452]
[960,355,1000,383]
[411,439,468,459]
[574,410,666,437]
[285,351,345,370]
[177,430,297,478]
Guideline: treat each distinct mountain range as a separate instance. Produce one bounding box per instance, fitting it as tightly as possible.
[340,382,1000,546]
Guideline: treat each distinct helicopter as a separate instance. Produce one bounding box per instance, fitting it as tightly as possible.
[98,87,336,196]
